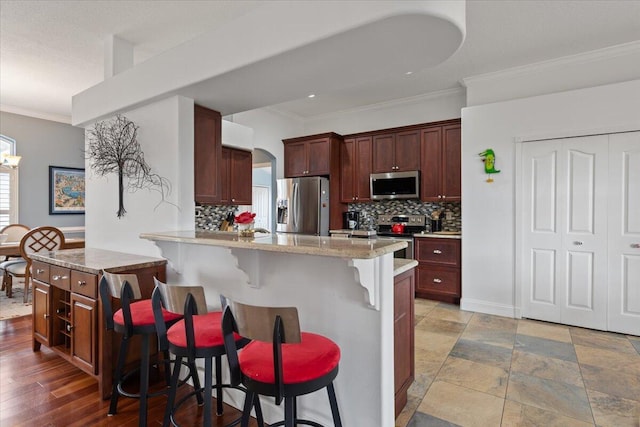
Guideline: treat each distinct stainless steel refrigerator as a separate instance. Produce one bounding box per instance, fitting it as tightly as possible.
[276,177,330,236]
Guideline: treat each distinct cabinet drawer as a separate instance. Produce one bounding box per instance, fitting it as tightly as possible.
[49,266,71,290]
[71,270,98,299]
[32,261,51,284]
[416,266,459,296]
[415,239,460,266]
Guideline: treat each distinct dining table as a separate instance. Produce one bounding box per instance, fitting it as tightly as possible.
[0,238,85,257]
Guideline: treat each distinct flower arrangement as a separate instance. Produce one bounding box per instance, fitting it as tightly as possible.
[234,211,256,224]
[235,211,256,237]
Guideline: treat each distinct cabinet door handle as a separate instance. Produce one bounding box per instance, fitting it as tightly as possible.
[231,198,235,202]
[44,314,50,319]
[631,243,640,249]
[573,241,583,246]
[438,195,443,199]
[77,280,86,286]
[36,269,45,274]
[433,278,442,284]
[442,195,446,199]
[52,275,68,281]
[433,249,442,254]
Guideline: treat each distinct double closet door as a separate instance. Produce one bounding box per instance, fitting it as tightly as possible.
[520,131,639,335]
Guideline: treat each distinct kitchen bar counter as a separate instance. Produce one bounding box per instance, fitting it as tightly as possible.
[142,230,400,426]
[414,232,462,239]
[394,258,418,276]
[140,230,407,259]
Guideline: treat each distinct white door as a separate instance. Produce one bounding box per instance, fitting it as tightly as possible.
[522,135,609,330]
[607,131,640,335]
[252,185,271,231]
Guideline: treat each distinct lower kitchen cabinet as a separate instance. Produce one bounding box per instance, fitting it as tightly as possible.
[394,267,415,418]
[31,249,167,399]
[415,237,461,304]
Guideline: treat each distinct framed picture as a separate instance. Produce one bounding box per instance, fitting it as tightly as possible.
[49,166,85,215]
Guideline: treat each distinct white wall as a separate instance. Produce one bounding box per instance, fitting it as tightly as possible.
[85,96,194,256]
[303,88,465,135]
[230,108,305,179]
[461,79,640,317]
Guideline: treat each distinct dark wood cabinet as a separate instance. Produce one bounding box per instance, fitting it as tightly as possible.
[394,268,415,418]
[32,281,51,348]
[220,147,252,205]
[372,130,420,173]
[415,237,461,303]
[31,250,167,399]
[421,121,461,202]
[194,105,222,204]
[283,135,333,177]
[340,136,372,203]
[283,133,343,230]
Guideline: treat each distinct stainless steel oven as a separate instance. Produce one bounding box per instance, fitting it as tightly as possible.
[376,235,414,259]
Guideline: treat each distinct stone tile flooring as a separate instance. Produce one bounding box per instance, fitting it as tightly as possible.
[396,299,640,427]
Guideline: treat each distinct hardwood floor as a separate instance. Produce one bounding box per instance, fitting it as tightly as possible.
[0,315,259,426]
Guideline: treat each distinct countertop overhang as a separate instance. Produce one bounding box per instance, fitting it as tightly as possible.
[140,230,407,259]
[30,248,167,275]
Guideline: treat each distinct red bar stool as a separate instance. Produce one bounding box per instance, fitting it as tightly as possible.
[99,271,198,427]
[151,278,260,427]
[221,299,342,427]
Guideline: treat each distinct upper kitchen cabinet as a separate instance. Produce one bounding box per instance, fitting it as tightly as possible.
[372,130,421,173]
[220,147,252,205]
[283,133,341,177]
[421,120,461,202]
[194,105,222,204]
[340,136,372,203]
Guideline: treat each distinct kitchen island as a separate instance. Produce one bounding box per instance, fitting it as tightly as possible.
[140,230,409,426]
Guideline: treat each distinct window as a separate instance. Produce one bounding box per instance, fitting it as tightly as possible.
[0,135,19,227]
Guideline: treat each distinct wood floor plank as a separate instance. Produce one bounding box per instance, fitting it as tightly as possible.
[0,315,261,426]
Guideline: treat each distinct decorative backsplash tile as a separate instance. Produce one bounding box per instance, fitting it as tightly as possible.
[348,200,461,232]
[196,200,461,233]
[195,204,238,231]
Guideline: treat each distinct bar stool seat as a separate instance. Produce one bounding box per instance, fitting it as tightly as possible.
[221,299,342,427]
[152,279,259,427]
[100,271,200,427]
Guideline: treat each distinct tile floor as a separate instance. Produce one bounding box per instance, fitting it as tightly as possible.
[396,299,640,427]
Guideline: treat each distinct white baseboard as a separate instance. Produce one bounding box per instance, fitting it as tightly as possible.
[460,298,521,319]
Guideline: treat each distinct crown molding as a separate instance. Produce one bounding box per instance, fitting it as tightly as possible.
[0,104,72,125]
[461,40,640,88]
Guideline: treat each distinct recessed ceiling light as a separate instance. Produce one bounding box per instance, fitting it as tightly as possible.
[308,94,316,98]
[405,71,413,75]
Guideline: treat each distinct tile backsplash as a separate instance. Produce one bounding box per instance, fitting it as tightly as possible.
[196,200,461,232]
[348,200,461,232]
[195,204,239,231]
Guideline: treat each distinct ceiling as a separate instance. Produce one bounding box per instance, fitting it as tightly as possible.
[1,0,639,124]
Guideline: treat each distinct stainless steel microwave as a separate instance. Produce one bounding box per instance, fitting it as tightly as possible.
[370,171,420,200]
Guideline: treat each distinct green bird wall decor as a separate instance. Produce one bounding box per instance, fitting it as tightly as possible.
[478,148,500,182]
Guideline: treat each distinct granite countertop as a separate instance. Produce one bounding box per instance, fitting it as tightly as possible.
[413,232,461,239]
[140,230,407,259]
[30,248,166,275]
[394,259,418,276]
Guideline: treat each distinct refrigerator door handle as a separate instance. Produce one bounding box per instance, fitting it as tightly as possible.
[292,181,299,229]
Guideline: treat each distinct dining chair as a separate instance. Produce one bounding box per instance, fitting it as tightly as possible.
[0,224,30,293]
[2,226,65,302]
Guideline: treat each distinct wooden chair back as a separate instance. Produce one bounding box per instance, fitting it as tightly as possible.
[222,298,301,344]
[18,226,65,261]
[0,224,29,243]
[101,271,142,300]
[152,277,208,315]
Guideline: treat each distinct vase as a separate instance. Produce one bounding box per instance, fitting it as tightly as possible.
[237,222,255,238]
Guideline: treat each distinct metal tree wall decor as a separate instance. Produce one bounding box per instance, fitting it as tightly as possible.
[87,114,172,218]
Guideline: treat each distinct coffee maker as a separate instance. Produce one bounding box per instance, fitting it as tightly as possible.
[343,211,360,230]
